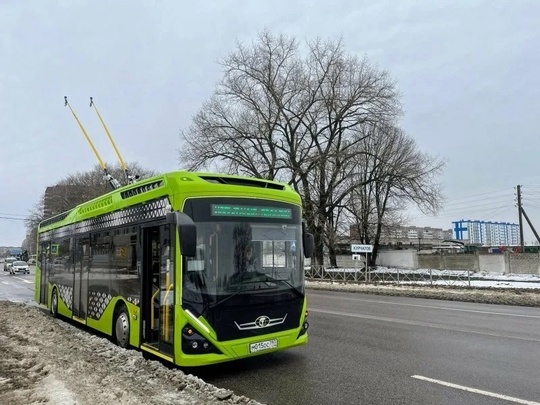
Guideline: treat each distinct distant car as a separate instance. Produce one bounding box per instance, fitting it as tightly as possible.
[27,257,37,265]
[10,261,30,274]
[3,257,18,272]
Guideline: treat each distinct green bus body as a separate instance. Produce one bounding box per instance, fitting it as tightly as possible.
[35,171,311,366]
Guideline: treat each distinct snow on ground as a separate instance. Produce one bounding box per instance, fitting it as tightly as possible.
[373,267,540,289]
[307,268,540,307]
[322,267,540,289]
[0,301,263,405]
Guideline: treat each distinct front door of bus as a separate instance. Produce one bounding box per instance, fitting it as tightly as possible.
[73,237,90,320]
[142,225,174,355]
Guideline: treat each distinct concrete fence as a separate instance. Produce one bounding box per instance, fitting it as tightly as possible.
[325,250,540,275]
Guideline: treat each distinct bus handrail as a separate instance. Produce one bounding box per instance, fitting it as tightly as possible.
[151,288,160,329]
[163,283,174,341]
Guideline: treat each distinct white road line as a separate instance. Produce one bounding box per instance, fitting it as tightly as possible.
[309,293,540,318]
[13,277,32,284]
[309,308,540,342]
[411,375,540,404]
[1,281,8,285]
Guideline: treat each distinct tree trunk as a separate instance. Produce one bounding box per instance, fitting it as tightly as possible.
[328,244,338,267]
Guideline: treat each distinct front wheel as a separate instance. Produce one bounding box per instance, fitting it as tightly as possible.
[51,288,59,318]
[114,305,130,349]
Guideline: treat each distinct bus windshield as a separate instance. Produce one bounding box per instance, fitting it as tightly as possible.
[183,220,303,314]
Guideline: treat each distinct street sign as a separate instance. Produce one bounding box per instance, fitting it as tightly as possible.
[351,244,373,253]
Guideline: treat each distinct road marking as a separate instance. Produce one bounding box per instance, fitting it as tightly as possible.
[309,308,540,342]
[13,276,32,284]
[309,292,540,318]
[411,375,540,404]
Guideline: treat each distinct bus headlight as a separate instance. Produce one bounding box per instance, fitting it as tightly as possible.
[182,324,222,355]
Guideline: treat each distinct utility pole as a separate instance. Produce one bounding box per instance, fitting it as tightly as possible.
[517,185,525,252]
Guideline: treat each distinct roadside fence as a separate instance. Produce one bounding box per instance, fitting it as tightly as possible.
[304,265,540,288]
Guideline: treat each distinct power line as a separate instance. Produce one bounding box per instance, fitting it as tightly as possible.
[408,204,515,222]
[441,187,513,203]
[0,216,27,221]
[0,212,28,218]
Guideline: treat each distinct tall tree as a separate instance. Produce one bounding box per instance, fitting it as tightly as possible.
[179,31,401,265]
[346,124,445,265]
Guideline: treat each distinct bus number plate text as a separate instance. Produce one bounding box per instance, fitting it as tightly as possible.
[250,339,278,353]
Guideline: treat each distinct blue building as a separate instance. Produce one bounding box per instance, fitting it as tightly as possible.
[452,220,520,246]
[9,247,22,256]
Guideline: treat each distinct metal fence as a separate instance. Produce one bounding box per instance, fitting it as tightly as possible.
[304,265,540,288]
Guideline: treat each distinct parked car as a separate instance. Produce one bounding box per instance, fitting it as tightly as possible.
[9,260,30,274]
[3,257,18,272]
[27,256,37,265]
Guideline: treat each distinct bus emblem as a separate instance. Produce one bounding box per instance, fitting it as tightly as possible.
[255,316,271,328]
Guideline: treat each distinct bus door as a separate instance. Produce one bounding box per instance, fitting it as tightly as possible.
[73,237,90,320]
[38,242,50,306]
[141,225,174,355]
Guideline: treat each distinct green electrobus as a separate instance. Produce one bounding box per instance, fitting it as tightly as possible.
[35,171,314,366]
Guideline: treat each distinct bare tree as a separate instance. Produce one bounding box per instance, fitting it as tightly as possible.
[51,162,156,210]
[24,162,156,249]
[346,124,445,265]
[179,31,401,265]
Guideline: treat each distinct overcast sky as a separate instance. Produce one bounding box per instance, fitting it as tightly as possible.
[1,0,540,247]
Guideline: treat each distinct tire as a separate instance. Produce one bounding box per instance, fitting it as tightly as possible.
[51,288,59,318]
[114,305,130,349]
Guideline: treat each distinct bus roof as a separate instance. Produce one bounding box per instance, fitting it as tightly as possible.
[38,171,301,233]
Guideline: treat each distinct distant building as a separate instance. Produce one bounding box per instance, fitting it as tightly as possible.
[452,220,519,246]
[0,247,22,257]
[382,225,453,245]
[350,225,453,246]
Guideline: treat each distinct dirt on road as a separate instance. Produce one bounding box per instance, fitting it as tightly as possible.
[0,301,262,405]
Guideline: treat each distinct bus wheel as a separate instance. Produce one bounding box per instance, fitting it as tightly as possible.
[114,305,130,349]
[51,288,59,318]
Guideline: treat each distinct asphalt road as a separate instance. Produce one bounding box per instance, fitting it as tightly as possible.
[194,290,540,405]
[0,265,35,303]
[2,272,539,404]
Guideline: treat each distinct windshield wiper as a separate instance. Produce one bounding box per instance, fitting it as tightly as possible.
[268,277,304,298]
[200,273,304,316]
[202,285,251,316]
[236,272,304,299]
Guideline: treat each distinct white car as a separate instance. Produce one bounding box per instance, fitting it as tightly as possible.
[10,261,30,274]
[3,257,18,272]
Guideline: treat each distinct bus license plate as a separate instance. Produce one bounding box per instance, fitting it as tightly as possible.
[250,339,278,353]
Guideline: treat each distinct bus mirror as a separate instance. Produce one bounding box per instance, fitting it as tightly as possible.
[172,212,197,257]
[303,233,314,258]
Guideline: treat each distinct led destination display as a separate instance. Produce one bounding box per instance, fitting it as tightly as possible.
[211,204,292,219]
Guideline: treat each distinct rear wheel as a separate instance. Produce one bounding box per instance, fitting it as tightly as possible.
[51,288,59,318]
[114,305,130,349]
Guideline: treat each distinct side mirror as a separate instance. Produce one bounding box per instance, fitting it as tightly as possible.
[303,233,314,259]
[167,212,197,257]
